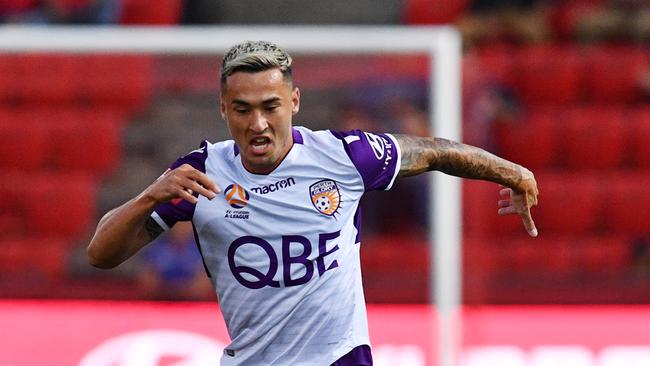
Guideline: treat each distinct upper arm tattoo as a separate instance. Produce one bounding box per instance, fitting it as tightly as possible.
[144,216,164,240]
[394,134,523,188]
[395,134,438,177]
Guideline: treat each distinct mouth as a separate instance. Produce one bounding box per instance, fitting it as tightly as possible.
[249,136,272,155]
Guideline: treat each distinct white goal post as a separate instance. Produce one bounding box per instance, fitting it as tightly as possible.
[0,25,462,366]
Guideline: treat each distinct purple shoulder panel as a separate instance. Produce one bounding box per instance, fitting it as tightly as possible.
[330,345,373,366]
[153,141,209,229]
[330,129,399,192]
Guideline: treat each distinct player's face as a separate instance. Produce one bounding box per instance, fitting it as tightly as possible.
[221,68,300,175]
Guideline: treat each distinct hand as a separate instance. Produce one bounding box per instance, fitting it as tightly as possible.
[144,164,221,205]
[497,170,539,237]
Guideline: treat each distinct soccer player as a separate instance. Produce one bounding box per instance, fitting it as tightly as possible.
[88,40,538,365]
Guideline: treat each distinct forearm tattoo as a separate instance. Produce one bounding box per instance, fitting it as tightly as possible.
[144,216,164,240]
[394,134,523,188]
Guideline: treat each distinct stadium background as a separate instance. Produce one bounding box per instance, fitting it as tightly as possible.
[1,1,649,365]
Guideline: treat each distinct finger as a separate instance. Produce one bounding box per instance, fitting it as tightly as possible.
[188,169,221,194]
[498,206,517,216]
[186,179,218,200]
[499,188,511,197]
[498,199,510,208]
[178,188,198,204]
[519,207,538,237]
[155,168,172,182]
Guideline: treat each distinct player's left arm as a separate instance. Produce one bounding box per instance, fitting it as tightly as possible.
[393,134,539,237]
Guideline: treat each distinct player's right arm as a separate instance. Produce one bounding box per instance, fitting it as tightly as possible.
[87,164,219,269]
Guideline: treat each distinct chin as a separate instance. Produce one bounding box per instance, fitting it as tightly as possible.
[245,158,276,174]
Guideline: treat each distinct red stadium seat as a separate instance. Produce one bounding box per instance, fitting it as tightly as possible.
[585,46,649,104]
[514,45,585,106]
[463,180,522,238]
[1,107,125,175]
[534,173,605,235]
[0,55,14,103]
[503,237,575,275]
[463,236,497,304]
[44,108,124,176]
[0,213,25,237]
[495,108,562,170]
[464,236,501,274]
[474,45,518,87]
[12,54,80,104]
[403,0,469,24]
[77,54,153,111]
[0,172,30,215]
[0,237,68,279]
[630,107,650,168]
[361,234,429,303]
[579,236,629,274]
[120,0,182,24]
[488,235,629,278]
[17,172,97,238]
[0,0,39,14]
[562,106,627,170]
[607,174,650,234]
[0,109,49,170]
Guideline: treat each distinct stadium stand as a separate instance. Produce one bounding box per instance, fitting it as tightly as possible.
[453,1,650,304]
[1,0,649,305]
[120,0,183,25]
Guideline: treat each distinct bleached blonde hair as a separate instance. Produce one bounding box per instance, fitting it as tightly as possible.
[220,40,293,89]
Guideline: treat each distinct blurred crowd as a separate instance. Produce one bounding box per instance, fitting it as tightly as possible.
[2,0,649,49]
[1,0,649,44]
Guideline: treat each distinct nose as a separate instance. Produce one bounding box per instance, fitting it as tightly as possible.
[249,110,268,133]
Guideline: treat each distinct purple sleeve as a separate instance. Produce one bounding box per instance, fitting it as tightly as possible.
[330,130,401,192]
[151,141,209,230]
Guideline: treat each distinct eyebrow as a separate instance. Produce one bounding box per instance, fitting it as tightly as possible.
[232,97,281,106]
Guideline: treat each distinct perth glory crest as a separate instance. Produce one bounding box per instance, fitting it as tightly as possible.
[309,179,340,216]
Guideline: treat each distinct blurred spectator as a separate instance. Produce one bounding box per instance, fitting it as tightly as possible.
[458,0,551,47]
[389,100,430,137]
[631,236,650,279]
[137,222,213,301]
[462,49,522,152]
[553,0,650,43]
[181,0,220,24]
[0,0,122,24]
[336,104,378,133]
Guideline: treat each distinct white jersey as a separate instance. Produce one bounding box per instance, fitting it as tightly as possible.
[152,126,401,365]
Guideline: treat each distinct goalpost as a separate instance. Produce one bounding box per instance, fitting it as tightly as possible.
[0,26,462,366]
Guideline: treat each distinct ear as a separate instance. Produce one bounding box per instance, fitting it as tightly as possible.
[220,96,227,120]
[291,87,300,115]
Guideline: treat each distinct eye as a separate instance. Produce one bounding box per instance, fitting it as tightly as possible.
[265,105,279,112]
[234,108,249,114]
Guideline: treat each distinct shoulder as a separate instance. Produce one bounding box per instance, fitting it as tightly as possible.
[293,126,345,149]
[320,129,402,192]
[327,129,400,163]
[170,139,237,171]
